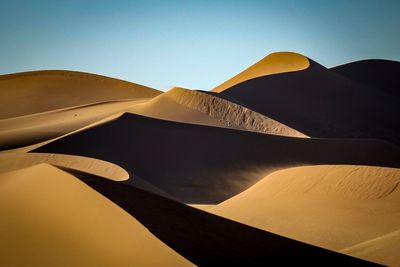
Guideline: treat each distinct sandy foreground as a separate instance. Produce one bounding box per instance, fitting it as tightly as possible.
[0,164,193,267]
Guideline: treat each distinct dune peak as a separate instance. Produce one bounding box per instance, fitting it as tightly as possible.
[212,51,310,92]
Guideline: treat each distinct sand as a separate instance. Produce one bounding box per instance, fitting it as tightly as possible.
[340,229,400,266]
[212,52,310,92]
[71,169,370,266]
[34,113,400,204]
[0,152,128,181]
[219,54,400,145]
[0,99,147,149]
[209,165,400,252]
[0,164,193,267]
[331,59,400,97]
[0,70,161,119]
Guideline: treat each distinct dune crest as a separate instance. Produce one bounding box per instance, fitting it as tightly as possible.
[0,164,193,267]
[0,153,129,181]
[212,52,310,92]
[210,165,400,251]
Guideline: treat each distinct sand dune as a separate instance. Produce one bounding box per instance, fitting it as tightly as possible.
[70,169,371,266]
[212,52,310,92]
[0,152,128,181]
[218,53,400,145]
[0,70,161,119]
[128,87,307,137]
[34,113,400,204]
[331,59,400,97]
[209,165,400,252]
[0,164,193,267]
[341,229,400,266]
[0,99,146,149]
[0,83,306,150]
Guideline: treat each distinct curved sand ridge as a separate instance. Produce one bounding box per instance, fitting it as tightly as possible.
[162,87,307,137]
[212,52,310,92]
[0,152,129,181]
[0,70,161,119]
[340,229,400,266]
[209,165,400,252]
[0,164,193,267]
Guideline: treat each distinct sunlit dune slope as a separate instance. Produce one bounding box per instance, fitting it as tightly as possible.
[128,87,307,137]
[0,70,161,119]
[0,100,146,149]
[68,169,372,266]
[331,59,400,97]
[34,113,400,204]
[340,229,400,266]
[0,164,193,267]
[212,52,310,92]
[219,53,400,145]
[209,165,400,252]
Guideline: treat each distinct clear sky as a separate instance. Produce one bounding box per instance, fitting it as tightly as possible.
[1,0,399,91]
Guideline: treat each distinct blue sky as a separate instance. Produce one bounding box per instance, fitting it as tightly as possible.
[1,0,399,90]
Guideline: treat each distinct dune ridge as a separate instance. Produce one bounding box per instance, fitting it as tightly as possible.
[212,52,310,92]
[165,87,307,137]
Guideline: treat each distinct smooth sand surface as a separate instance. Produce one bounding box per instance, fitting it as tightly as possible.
[220,55,400,145]
[71,169,371,266]
[340,229,400,266]
[0,99,147,149]
[0,164,193,267]
[34,113,400,204]
[212,52,310,92]
[209,165,400,252]
[0,152,128,181]
[0,70,161,119]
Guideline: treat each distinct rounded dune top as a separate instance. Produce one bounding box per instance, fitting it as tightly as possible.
[0,70,162,119]
[212,52,310,92]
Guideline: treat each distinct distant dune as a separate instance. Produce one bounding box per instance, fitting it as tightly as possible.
[331,59,400,97]
[0,70,161,119]
[0,164,193,267]
[212,52,310,92]
[209,165,400,253]
[34,113,400,203]
[218,54,400,145]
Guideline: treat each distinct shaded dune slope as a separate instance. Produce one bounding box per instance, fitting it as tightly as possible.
[0,164,193,267]
[69,168,375,266]
[0,70,161,119]
[210,165,400,251]
[34,113,400,204]
[331,59,400,97]
[219,57,400,145]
